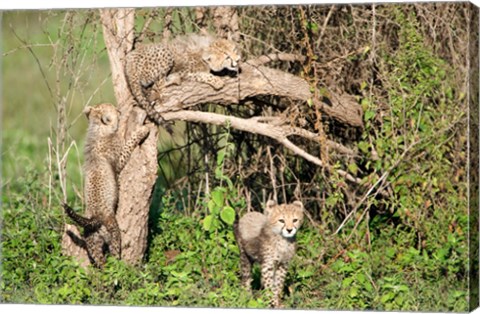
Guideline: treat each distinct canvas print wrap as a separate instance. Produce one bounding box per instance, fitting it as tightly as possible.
[1,3,479,311]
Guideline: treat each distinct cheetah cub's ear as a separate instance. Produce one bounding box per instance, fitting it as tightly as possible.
[291,200,305,228]
[292,200,304,210]
[83,106,93,119]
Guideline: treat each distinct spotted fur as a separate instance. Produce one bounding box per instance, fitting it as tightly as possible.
[125,34,241,124]
[64,103,150,267]
[233,200,304,308]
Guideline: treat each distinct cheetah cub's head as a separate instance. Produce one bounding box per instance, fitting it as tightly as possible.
[84,103,120,136]
[203,39,241,74]
[265,200,304,239]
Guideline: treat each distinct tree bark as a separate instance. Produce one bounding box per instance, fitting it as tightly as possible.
[100,8,159,265]
[148,57,363,184]
[62,9,159,266]
[61,8,364,267]
[151,60,363,128]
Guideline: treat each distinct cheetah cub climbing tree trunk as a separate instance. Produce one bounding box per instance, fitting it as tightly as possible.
[63,103,150,268]
[233,200,304,308]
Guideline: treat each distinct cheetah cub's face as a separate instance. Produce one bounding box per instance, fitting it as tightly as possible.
[83,103,120,137]
[203,39,241,74]
[265,200,304,238]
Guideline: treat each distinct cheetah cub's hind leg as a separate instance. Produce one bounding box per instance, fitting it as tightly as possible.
[63,104,150,268]
[63,202,109,267]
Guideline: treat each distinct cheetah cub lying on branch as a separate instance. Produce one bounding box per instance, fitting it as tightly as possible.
[125,33,241,125]
[63,103,150,267]
[234,200,304,308]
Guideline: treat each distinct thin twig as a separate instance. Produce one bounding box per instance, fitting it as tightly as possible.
[137,10,158,43]
[10,25,55,103]
[266,146,278,202]
[318,5,336,43]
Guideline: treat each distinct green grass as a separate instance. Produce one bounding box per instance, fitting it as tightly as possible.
[1,183,468,310]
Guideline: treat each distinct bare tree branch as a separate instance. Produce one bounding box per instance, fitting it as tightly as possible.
[152,61,363,128]
[161,110,361,184]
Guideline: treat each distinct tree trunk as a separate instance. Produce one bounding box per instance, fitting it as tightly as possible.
[62,8,159,266]
[100,8,159,265]
[61,7,366,267]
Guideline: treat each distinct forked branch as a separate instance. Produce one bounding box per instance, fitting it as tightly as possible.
[151,59,364,128]
[149,55,364,184]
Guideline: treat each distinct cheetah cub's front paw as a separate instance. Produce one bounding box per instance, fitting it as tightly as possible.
[165,73,182,87]
[209,76,225,90]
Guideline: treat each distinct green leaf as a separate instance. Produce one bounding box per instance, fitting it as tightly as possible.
[395,294,404,305]
[358,141,369,154]
[298,268,315,279]
[348,163,358,176]
[226,178,234,190]
[220,206,236,225]
[363,45,371,55]
[381,292,394,303]
[342,277,353,288]
[203,215,213,231]
[247,299,261,308]
[211,189,225,207]
[385,247,396,259]
[207,200,220,215]
[356,272,366,284]
[215,167,224,179]
[364,281,373,292]
[364,110,375,121]
[308,21,319,33]
[397,285,409,292]
[360,81,368,91]
[216,150,226,166]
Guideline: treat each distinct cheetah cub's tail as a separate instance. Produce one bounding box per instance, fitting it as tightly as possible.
[62,203,102,230]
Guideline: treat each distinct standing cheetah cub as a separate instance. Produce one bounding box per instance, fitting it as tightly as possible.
[63,103,150,267]
[233,200,304,308]
[125,34,241,124]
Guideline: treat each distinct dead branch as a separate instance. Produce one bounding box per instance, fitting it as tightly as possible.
[161,109,360,185]
[151,60,363,128]
[147,55,364,185]
[248,116,356,156]
[136,10,159,44]
[143,51,366,188]
[162,8,173,41]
